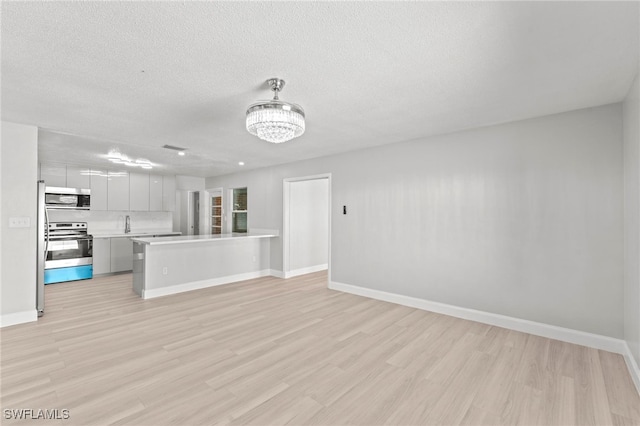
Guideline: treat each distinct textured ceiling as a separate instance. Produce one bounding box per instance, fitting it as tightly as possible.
[2,2,638,177]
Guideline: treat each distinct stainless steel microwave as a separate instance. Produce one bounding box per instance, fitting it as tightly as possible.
[45,187,91,210]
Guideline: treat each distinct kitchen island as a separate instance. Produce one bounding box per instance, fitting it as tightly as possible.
[130,232,277,299]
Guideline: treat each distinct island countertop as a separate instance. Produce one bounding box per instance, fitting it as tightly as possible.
[92,231,182,239]
[131,232,277,246]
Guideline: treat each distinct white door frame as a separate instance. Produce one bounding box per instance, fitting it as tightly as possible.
[227,186,248,234]
[205,187,223,235]
[282,173,332,281]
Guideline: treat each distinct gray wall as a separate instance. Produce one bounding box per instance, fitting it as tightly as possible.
[624,73,640,364]
[207,103,624,338]
[1,122,38,320]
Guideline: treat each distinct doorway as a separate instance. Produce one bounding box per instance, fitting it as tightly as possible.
[283,174,331,279]
[208,188,223,235]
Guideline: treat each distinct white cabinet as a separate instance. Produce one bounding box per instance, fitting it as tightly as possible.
[162,175,176,212]
[111,237,133,272]
[40,163,66,187]
[90,169,108,211]
[41,162,174,213]
[149,174,163,211]
[108,171,129,211]
[93,238,111,275]
[129,173,150,211]
[40,163,91,189]
[66,166,91,189]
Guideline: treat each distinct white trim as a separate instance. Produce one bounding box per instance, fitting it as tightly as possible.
[1,309,38,328]
[622,342,640,395]
[269,269,285,279]
[284,263,328,279]
[329,281,627,355]
[143,270,271,299]
[282,173,332,283]
[207,188,223,236]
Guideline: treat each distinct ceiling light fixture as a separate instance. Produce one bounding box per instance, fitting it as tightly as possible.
[246,78,305,144]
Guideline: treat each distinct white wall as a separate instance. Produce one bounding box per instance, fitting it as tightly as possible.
[623,73,640,367]
[47,209,173,235]
[207,103,624,338]
[1,122,39,325]
[289,179,329,273]
[0,123,2,319]
[175,175,205,191]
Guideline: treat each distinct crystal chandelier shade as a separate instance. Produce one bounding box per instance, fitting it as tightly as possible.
[246,79,305,144]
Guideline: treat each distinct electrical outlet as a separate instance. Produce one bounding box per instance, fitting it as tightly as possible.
[9,217,31,228]
[162,267,168,275]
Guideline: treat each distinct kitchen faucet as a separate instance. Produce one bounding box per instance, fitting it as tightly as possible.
[125,215,131,234]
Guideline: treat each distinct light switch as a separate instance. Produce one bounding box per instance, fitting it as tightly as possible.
[9,217,31,228]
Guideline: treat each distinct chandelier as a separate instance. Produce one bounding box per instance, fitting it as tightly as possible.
[246,78,305,144]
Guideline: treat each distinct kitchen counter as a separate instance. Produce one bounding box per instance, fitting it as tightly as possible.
[92,231,182,238]
[131,232,274,246]
[131,232,277,299]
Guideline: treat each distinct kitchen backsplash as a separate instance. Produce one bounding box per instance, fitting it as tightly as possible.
[47,210,173,235]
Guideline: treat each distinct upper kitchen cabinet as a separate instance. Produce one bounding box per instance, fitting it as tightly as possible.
[40,163,66,187]
[66,166,91,189]
[107,170,129,211]
[162,175,176,212]
[149,174,163,211]
[40,161,175,212]
[130,172,150,211]
[90,169,108,211]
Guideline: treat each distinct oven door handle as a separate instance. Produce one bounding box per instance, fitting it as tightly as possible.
[44,208,50,256]
[48,235,92,241]
[47,238,93,247]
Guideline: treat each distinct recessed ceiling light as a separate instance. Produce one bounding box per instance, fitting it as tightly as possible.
[238,161,245,166]
[178,151,185,156]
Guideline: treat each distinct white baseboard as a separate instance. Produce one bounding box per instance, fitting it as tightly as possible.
[269,270,285,279]
[0,309,38,328]
[284,264,328,279]
[622,343,640,395]
[143,270,272,299]
[328,281,627,355]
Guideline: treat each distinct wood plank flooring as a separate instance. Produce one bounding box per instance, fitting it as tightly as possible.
[1,272,639,425]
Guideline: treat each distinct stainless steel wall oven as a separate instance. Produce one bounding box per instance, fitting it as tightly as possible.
[44,222,93,284]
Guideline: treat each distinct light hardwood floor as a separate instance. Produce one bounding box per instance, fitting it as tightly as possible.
[1,272,639,425]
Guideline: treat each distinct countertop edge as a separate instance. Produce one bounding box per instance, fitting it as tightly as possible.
[93,232,182,238]
[131,233,277,245]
